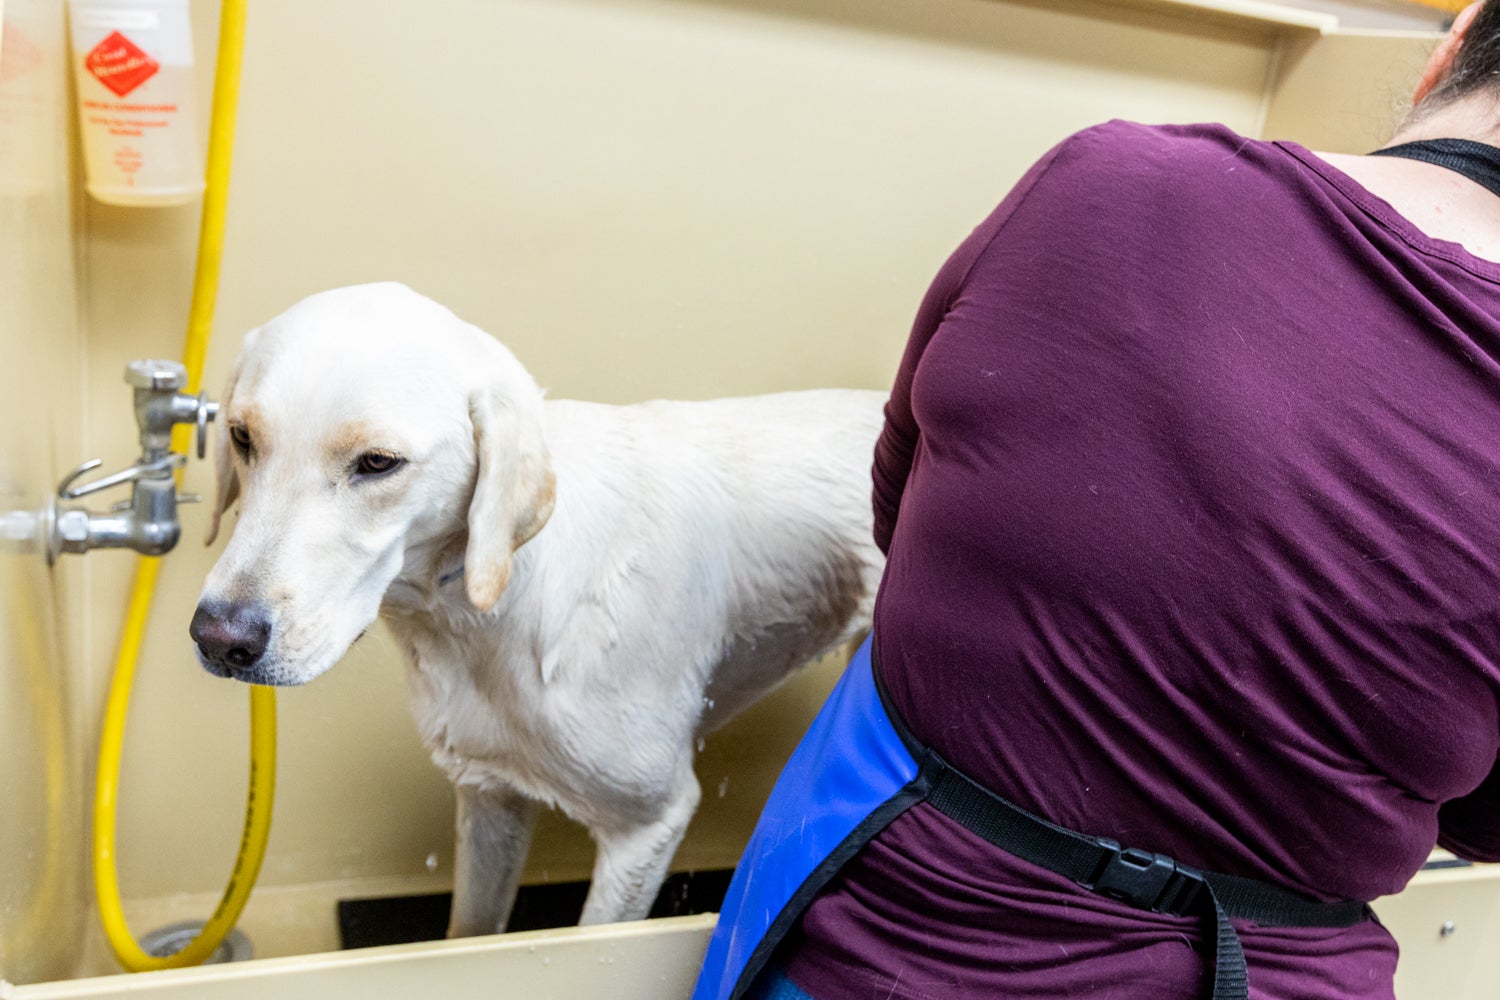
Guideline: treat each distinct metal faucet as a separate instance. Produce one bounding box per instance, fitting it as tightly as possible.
[47,360,218,563]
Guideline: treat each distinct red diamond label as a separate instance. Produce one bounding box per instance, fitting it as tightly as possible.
[84,31,159,98]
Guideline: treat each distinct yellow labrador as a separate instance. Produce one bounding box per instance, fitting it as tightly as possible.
[191,283,886,934]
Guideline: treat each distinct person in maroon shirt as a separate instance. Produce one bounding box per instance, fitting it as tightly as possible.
[697,4,1500,1000]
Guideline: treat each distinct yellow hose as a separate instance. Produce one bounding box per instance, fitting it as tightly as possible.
[92,0,278,971]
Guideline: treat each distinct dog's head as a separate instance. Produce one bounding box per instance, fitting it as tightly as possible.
[191,283,555,686]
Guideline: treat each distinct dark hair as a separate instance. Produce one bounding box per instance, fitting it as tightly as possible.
[1423,2,1500,108]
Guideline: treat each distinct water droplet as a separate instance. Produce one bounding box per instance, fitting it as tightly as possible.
[696,738,705,752]
[543,955,551,965]
[718,776,730,798]
[424,852,439,872]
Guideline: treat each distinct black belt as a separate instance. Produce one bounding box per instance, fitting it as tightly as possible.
[873,658,1370,1000]
[923,759,1369,999]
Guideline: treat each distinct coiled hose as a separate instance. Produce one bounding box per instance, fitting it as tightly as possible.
[91,0,278,971]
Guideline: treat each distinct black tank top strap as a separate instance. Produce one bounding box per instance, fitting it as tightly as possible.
[1369,137,1500,199]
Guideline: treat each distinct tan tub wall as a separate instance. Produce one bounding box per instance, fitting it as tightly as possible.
[6,868,1497,1000]
[63,0,1448,977]
[84,0,1285,909]
[0,0,88,984]
[16,916,719,1000]
[1265,26,1438,152]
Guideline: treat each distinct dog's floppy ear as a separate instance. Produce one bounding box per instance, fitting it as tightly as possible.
[464,355,555,612]
[205,353,245,546]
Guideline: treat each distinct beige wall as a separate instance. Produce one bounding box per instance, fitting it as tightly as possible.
[84,0,1298,914]
[1265,26,1438,151]
[5,0,1472,986]
[0,0,88,985]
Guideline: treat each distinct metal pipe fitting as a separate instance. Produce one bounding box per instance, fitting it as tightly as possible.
[47,360,216,563]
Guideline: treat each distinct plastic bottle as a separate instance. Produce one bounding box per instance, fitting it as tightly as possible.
[66,0,202,206]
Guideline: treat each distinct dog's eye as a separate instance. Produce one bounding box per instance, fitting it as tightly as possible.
[354,450,405,478]
[229,424,252,454]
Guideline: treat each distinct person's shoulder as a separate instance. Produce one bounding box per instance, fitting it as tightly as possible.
[1027,120,1291,216]
[1054,119,1269,172]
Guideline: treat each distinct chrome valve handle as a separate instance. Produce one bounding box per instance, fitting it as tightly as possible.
[196,394,219,460]
[124,359,187,392]
[56,453,185,502]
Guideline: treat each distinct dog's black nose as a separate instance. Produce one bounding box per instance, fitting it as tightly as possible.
[190,601,272,674]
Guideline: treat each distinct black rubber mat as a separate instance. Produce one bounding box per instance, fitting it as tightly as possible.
[337,868,734,949]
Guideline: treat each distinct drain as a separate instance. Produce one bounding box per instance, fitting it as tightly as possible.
[138,921,253,964]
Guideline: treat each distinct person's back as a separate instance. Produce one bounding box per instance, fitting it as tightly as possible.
[784,117,1500,999]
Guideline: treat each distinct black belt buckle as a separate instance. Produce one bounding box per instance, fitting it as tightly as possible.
[1087,839,1204,915]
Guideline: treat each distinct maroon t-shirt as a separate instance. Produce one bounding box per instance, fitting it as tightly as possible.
[785,121,1500,998]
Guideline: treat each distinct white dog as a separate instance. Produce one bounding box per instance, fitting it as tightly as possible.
[190,283,887,935]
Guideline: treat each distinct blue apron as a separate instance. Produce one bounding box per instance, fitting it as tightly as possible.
[691,635,1369,1000]
[691,635,923,1000]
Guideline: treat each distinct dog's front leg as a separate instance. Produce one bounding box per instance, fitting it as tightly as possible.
[579,767,701,925]
[447,783,541,937]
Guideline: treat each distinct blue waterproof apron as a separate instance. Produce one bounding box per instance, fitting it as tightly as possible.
[692,635,1369,1000]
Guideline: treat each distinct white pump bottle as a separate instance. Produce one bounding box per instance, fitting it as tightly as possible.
[67,0,203,206]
